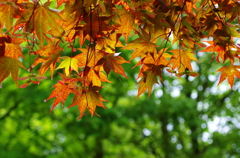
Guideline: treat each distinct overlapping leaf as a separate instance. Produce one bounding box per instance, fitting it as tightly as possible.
[0,0,239,119]
[0,35,12,57]
[0,57,25,86]
[69,86,107,119]
[137,71,158,97]
[123,29,158,60]
[80,66,112,87]
[97,53,129,78]
[0,2,19,30]
[217,65,240,88]
[16,2,64,45]
[46,81,73,111]
[169,48,199,73]
[115,8,135,39]
[5,38,25,59]
[32,45,61,78]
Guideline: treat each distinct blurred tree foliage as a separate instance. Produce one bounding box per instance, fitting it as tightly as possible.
[0,48,239,158]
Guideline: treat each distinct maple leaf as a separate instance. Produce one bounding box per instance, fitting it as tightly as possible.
[47,73,84,108]
[16,2,64,46]
[0,2,19,30]
[137,71,158,97]
[85,68,102,87]
[0,56,25,86]
[80,66,112,87]
[46,81,73,111]
[83,11,115,39]
[46,73,87,111]
[74,48,105,67]
[69,86,107,119]
[135,49,171,67]
[32,45,61,78]
[123,29,158,60]
[134,51,170,81]
[5,38,25,60]
[59,0,84,19]
[58,6,85,44]
[217,65,240,89]
[97,53,129,78]
[201,41,239,63]
[0,35,12,57]
[56,56,79,76]
[95,33,123,53]
[169,48,199,73]
[200,42,225,61]
[115,8,135,39]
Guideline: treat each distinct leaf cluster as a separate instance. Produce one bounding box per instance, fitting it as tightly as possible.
[0,0,239,118]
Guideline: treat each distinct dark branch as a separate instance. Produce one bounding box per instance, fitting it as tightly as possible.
[0,101,20,120]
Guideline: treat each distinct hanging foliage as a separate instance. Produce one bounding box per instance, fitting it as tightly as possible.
[0,0,239,118]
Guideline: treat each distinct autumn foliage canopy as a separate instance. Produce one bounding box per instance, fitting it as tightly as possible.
[0,0,239,118]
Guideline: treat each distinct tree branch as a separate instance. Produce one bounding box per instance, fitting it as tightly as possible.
[0,101,20,120]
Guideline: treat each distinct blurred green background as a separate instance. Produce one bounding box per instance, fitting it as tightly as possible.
[0,46,240,158]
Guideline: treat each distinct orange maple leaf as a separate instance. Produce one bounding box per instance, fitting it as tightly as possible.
[83,11,115,39]
[75,48,105,67]
[5,38,25,60]
[137,71,158,97]
[169,48,199,73]
[80,66,112,87]
[16,2,64,45]
[95,33,123,54]
[123,29,158,60]
[201,41,227,63]
[134,52,169,81]
[32,45,61,78]
[47,82,72,111]
[46,73,86,111]
[217,65,240,88]
[201,41,239,63]
[0,2,19,30]
[115,8,135,40]
[69,86,107,119]
[46,78,77,111]
[0,56,25,86]
[97,53,129,78]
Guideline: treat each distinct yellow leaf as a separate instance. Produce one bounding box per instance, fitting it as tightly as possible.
[0,2,19,30]
[122,29,159,60]
[96,33,123,53]
[115,8,134,40]
[56,56,79,76]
